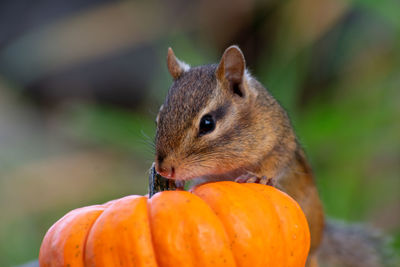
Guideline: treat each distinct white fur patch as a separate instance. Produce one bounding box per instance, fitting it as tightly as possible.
[156,105,164,124]
[177,59,190,72]
[245,69,252,81]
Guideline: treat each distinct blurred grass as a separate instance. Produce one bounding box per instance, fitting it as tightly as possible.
[55,103,156,156]
[0,98,156,266]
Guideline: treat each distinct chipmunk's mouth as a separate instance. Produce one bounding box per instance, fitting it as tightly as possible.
[165,167,249,189]
[155,153,251,182]
[154,158,252,189]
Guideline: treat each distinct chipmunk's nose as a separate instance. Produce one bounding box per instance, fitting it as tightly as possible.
[155,154,175,178]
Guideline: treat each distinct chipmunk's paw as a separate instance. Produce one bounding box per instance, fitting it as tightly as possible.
[174,180,185,190]
[235,173,275,186]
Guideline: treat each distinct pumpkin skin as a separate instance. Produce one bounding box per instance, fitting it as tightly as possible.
[39,181,310,267]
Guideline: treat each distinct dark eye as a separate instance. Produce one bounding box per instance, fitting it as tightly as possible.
[199,114,215,136]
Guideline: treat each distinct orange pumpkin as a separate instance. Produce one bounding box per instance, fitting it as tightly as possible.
[39,181,310,267]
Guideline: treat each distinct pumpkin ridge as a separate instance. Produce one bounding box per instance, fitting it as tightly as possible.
[242,184,288,267]
[242,183,310,267]
[80,207,107,266]
[85,195,158,266]
[39,205,106,267]
[146,195,161,267]
[192,181,284,266]
[148,190,236,267]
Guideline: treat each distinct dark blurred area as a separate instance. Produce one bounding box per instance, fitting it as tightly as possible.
[0,0,399,265]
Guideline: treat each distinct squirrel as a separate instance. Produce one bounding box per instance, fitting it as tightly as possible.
[154,46,393,267]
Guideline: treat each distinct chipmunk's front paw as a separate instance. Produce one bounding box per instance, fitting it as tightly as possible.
[235,173,275,186]
[174,180,185,190]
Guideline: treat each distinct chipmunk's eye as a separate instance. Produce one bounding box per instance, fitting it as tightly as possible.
[199,114,215,136]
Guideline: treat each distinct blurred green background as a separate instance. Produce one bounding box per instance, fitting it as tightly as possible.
[0,0,399,266]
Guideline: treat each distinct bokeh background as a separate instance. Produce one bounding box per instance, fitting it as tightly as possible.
[0,0,399,265]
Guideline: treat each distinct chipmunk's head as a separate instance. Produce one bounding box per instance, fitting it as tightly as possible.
[155,46,265,180]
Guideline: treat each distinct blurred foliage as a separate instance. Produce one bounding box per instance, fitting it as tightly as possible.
[0,0,399,266]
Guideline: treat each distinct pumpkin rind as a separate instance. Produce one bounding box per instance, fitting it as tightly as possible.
[39,181,310,267]
[39,205,106,267]
[243,183,310,267]
[192,181,284,267]
[148,190,236,267]
[85,196,158,267]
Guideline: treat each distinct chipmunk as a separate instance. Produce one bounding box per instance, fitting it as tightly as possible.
[154,46,392,267]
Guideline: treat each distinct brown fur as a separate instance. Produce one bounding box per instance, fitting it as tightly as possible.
[155,47,325,262]
[155,46,392,266]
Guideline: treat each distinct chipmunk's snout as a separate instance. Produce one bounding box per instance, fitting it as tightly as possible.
[156,164,175,179]
[155,154,175,178]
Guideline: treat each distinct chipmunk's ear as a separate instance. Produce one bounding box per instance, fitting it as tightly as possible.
[167,47,190,80]
[216,45,246,97]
